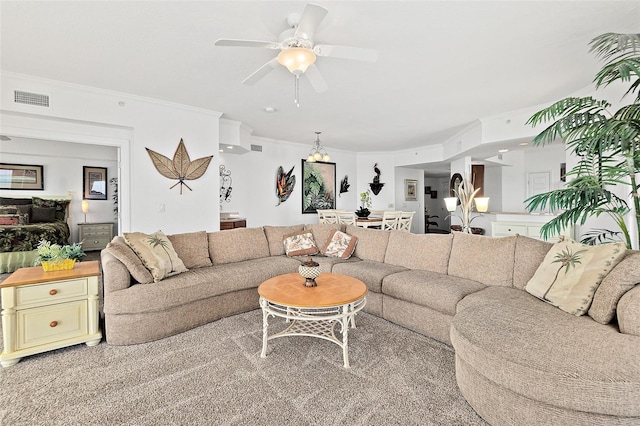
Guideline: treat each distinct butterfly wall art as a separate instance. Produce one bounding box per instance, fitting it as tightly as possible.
[146,139,213,194]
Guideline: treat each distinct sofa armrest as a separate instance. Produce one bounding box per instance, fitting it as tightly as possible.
[101,250,132,293]
[617,284,640,336]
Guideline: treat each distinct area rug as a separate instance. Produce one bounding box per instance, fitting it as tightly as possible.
[0,310,486,425]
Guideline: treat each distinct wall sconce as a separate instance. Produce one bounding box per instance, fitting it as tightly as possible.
[444,179,489,233]
[81,200,89,223]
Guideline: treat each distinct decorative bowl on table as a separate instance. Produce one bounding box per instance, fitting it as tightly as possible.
[299,257,320,287]
[355,207,371,218]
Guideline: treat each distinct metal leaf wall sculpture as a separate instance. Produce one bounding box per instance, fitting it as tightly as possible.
[276,165,295,206]
[146,139,213,194]
[339,175,350,197]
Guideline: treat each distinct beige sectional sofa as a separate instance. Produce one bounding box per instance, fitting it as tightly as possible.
[101,223,640,425]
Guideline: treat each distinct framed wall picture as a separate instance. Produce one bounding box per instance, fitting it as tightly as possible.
[0,163,44,190]
[302,160,336,214]
[405,179,418,201]
[83,166,107,200]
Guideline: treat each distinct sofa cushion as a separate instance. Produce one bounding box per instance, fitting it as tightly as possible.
[304,223,345,249]
[448,233,516,287]
[617,285,640,336]
[332,260,406,293]
[104,236,154,284]
[104,256,301,315]
[525,239,626,316]
[264,224,305,256]
[303,255,360,272]
[382,270,485,315]
[124,231,188,282]
[344,225,391,263]
[283,230,319,257]
[321,230,357,259]
[207,227,270,265]
[589,250,640,324]
[167,231,212,269]
[384,232,452,274]
[451,300,640,417]
[456,285,537,313]
[513,235,553,290]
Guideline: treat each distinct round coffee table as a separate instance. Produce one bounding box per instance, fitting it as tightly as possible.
[258,272,367,368]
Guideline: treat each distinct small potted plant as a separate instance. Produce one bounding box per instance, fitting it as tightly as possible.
[36,240,86,271]
[356,189,372,218]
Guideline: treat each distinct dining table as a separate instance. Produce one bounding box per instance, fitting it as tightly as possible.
[355,216,382,228]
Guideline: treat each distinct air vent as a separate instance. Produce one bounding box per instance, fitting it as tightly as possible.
[250,144,262,152]
[14,90,50,107]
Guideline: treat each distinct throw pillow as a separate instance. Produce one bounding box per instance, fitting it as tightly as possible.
[525,238,626,316]
[105,237,154,284]
[0,215,19,225]
[0,206,18,215]
[322,230,358,259]
[32,197,70,222]
[283,230,319,257]
[588,251,640,324]
[123,230,188,282]
[168,231,212,269]
[30,207,56,223]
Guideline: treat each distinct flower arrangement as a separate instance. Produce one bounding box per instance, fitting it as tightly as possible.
[36,240,86,271]
[356,189,373,218]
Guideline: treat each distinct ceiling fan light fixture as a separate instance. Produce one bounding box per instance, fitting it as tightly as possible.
[277,47,316,74]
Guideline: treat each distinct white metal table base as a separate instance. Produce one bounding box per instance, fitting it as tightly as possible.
[259,297,366,368]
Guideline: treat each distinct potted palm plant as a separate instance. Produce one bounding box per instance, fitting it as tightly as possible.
[526,33,640,249]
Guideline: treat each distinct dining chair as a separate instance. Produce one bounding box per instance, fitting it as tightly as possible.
[397,211,415,232]
[337,211,357,226]
[382,211,403,230]
[321,210,339,224]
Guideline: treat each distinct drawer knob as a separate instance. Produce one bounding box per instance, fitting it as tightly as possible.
[49,321,58,328]
[93,240,99,244]
[49,289,58,296]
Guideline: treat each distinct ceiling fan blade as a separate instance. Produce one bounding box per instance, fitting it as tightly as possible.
[242,57,281,85]
[304,64,328,93]
[314,44,378,62]
[294,4,328,41]
[214,39,280,49]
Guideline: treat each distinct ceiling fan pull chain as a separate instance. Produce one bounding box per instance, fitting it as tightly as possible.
[294,74,300,107]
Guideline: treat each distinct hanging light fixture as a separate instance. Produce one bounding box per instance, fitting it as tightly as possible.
[277,47,317,107]
[306,132,331,163]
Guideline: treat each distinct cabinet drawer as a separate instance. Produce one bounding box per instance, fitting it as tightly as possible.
[493,224,528,236]
[82,236,111,250]
[16,279,88,307]
[81,225,112,236]
[17,300,88,350]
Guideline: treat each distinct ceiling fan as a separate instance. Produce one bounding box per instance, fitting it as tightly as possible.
[214,3,378,105]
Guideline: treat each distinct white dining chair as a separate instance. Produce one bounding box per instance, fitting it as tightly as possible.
[382,211,403,230]
[397,211,415,232]
[320,210,339,224]
[337,211,357,226]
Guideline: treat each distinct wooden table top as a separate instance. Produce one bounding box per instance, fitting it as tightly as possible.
[258,272,367,308]
[0,261,100,288]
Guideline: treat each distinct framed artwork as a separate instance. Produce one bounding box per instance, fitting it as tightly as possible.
[424,186,431,194]
[405,179,418,201]
[302,160,336,214]
[83,166,107,200]
[430,191,438,199]
[0,163,44,190]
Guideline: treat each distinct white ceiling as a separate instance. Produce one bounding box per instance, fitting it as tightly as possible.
[1,1,638,153]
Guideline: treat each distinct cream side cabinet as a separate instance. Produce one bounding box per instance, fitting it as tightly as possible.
[78,222,114,251]
[0,261,102,368]
[491,221,573,242]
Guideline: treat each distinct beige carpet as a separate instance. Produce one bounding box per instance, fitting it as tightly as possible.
[0,308,487,425]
